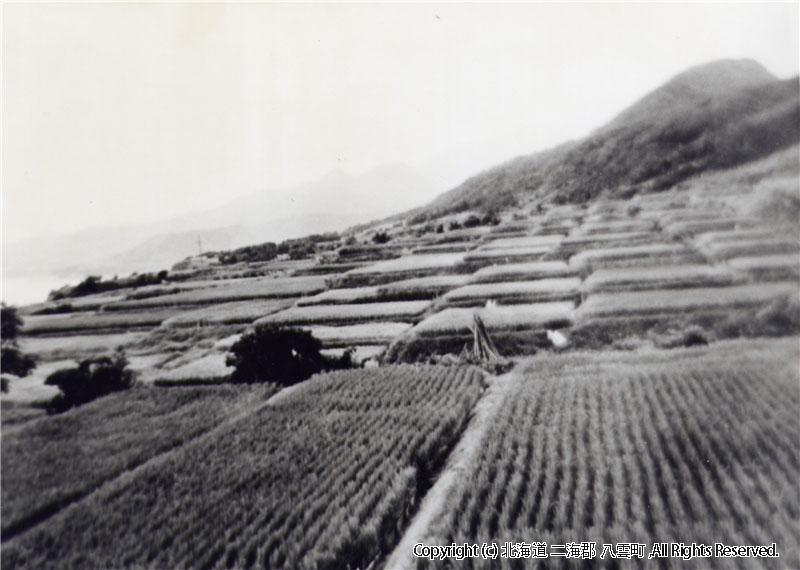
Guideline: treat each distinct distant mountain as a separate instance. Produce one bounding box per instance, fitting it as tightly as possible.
[414,59,799,218]
[3,163,439,288]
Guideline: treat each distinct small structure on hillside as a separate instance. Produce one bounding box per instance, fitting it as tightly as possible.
[472,314,503,362]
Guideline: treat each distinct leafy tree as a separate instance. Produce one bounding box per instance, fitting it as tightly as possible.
[463,214,482,228]
[226,324,353,386]
[45,350,135,412]
[1,303,22,341]
[1,304,37,382]
[1,347,37,379]
[372,231,391,244]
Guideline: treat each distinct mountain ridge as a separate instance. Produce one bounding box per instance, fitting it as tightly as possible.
[409,59,799,221]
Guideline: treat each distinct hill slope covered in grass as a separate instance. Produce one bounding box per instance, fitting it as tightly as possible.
[413,59,799,219]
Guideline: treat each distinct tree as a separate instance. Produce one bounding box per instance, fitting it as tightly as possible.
[45,350,135,412]
[1,303,22,341]
[226,324,353,386]
[1,304,36,381]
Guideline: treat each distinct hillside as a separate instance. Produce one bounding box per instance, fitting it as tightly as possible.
[415,59,799,218]
[3,57,800,570]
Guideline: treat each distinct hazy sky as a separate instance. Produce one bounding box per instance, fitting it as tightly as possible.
[3,2,798,244]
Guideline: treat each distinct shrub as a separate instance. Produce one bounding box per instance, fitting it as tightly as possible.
[226,324,353,386]
[1,304,37,379]
[45,350,135,412]
[1,347,37,378]
[372,231,391,244]
[482,212,501,225]
[1,303,23,341]
[656,325,711,349]
[463,215,482,228]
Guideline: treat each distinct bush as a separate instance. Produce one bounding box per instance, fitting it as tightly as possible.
[656,325,711,349]
[1,347,37,378]
[463,215,482,228]
[45,350,135,412]
[226,324,353,386]
[1,304,37,379]
[372,231,391,244]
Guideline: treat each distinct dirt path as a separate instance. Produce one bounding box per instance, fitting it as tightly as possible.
[383,365,522,570]
[4,382,294,543]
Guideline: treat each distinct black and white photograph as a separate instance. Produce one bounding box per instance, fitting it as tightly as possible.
[1,2,799,569]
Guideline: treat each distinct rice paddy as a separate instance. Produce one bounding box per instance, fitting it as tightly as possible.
[477,235,564,250]
[161,299,295,327]
[153,353,234,383]
[103,276,327,310]
[413,302,576,337]
[443,278,581,307]
[463,246,553,266]
[21,310,184,335]
[17,332,148,360]
[255,300,432,327]
[339,253,466,286]
[728,254,800,281]
[582,264,738,293]
[569,243,705,271]
[295,286,381,306]
[301,322,413,347]
[700,238,800,261]
[470,260,578,283]
[578,281,798,319]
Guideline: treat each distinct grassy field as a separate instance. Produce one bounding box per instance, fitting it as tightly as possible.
[582,264,738,294]
[255,300,432,327]
[578,282,797,319]
[3,365,484,570]
[420,339,800,569]
[1,384,275,541]
[443,278,581,307]
[413,302,575,337]
[470,261,578,283]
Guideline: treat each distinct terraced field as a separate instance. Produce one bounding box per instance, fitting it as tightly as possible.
[417,339,800,569]
[3,365,484,570]
[10,190,799,384]
[2,384,275,540]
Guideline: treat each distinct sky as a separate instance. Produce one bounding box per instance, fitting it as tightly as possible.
[3,2,799,245]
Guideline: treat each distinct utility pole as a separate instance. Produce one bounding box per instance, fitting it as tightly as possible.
[198,236,203,255]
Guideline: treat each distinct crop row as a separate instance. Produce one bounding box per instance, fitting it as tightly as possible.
[1,384,274,540]
[103,276,327,310]
[420,340,800,569]
[4,365,484,570]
